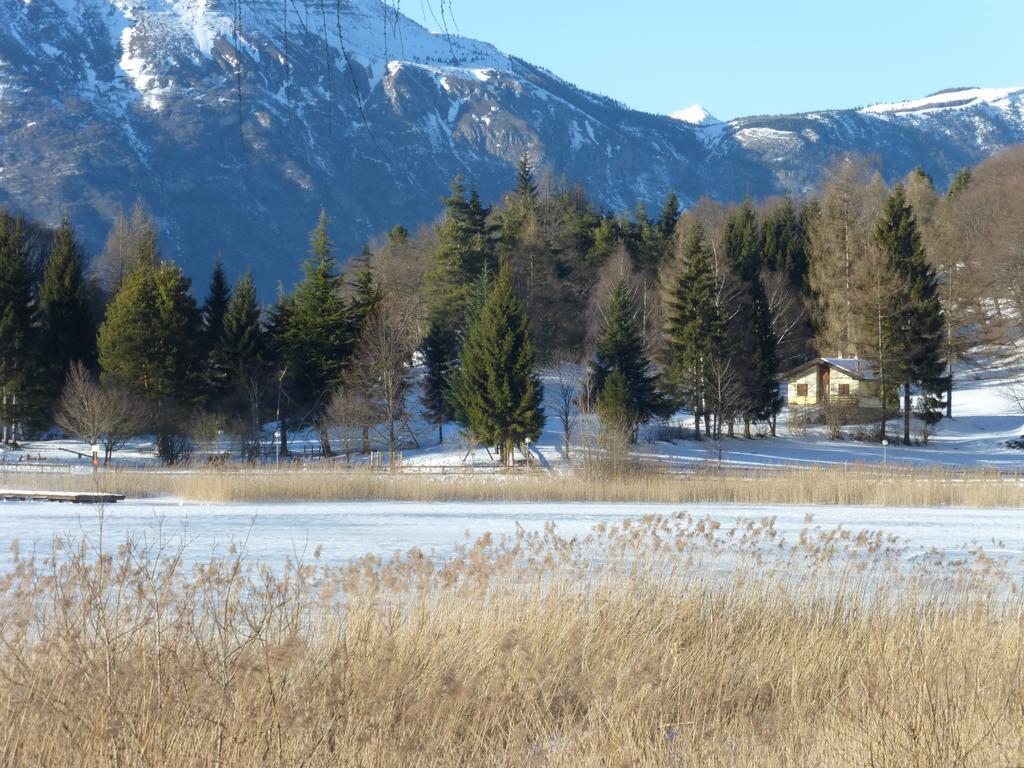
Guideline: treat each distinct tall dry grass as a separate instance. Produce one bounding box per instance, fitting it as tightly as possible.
[3,462,1024,507]
[0,512,1021,766]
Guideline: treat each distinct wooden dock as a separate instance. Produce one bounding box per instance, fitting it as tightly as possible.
[0,490,126,504]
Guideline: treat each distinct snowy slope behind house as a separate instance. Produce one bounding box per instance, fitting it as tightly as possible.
[1,0,1023,290]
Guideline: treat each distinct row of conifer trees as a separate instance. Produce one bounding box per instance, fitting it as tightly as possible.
[0,155,949,460]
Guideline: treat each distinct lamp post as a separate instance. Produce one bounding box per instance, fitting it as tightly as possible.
[91,442,99,472]
[274,430,281,467]
[881,438,889,467]
[525,437,532,467]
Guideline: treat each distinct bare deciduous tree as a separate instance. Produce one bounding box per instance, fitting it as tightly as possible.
[55,362,147,465]
[549,361,581,459]
[332,298,418,460]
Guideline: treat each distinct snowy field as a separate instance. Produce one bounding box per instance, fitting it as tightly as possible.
[1,498,1021,577]
[4,361,1023,474]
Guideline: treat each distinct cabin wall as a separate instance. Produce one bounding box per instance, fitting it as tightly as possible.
[787,369,819,406]
[786,365,882,409]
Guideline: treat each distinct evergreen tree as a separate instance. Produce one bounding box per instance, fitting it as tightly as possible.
[200,256,231,358]
[347,246,382,338]
[97,259,201,456]
[39,216,94,377]
[592,277,669,438]
[273,210,352,455]
[947,168,972,202]
[419,322,458,444]
[596,367,639,461]
[658,191,681,240]
[761,198,808,286]
[452,264,544,466]
[722,200,763,281]
[214,271,264,382]
[0,212,47,438]
[423,178,493,334]
[664,224,721,439]
[874,185,948,444]
[746,277,783,430]
[587,217,620,267]
[723,200,781,435]
[515,152,538,200]
[211,271,267,452]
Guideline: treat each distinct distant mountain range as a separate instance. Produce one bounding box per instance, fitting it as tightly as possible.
[1,0,1022,292]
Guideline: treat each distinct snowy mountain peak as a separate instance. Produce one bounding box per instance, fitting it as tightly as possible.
[861,86,1024,116]
[669,103,718,125]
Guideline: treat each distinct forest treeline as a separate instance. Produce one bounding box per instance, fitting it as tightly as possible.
[1,147,1023,463]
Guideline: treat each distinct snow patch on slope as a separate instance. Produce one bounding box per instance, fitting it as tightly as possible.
[862,86,1024,116]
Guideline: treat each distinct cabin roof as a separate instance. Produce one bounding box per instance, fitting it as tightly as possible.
[780,357,878,382]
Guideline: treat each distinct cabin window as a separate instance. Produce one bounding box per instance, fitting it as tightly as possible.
[796,383,808,397]
[838,384,851,396]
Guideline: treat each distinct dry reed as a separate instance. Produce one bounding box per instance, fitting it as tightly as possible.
[3,462,1024,507]
[0,512,1022,766]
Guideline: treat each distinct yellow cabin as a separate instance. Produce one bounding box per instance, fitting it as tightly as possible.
[782,358,882,409]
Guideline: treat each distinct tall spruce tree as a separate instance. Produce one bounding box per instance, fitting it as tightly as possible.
[420,323,458,444]
[515,153,538,200]
[875,185,948,444]
[664,224,721,439]
[199,256,232,396]
[424,178,492,325]
[211,271,266,449]
[761,198,808,287]
[347,247,382,338]
[452,264,544,466]
[40,216,94,377]
[213,271,264,384]
[97,258,202,454]
[201,257,231,355]
[592,277,669,438]
[0,212,47,439]
[273,210,352,456]
[722,201,781,436]
[722,200,763,282]
[658,191,681,241]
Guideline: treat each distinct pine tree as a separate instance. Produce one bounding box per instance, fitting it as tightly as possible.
[201,257,231,356]
[347,247,382,338]
[746,276,783,430]
[722,200,763,282]
[39,216,94,378]
[515,152,538,200]
[0,212,47,439]
[97,261,201,406]
[658,191,681,240]
[874,185,948,444]
[214,271,264,381]
[419,322,458,444]
[423,178,493,334]
[592,277,669,438]
[273,210,353,455]
[761,198,808,287]
[664,224,721,439]
[445,265,493,426]
[453,264,544,466]
[947,168,972,203]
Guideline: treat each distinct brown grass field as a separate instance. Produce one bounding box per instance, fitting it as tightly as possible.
[0,511,1022,766]
[3,462,1024,507]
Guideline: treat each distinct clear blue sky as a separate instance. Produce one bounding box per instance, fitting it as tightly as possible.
[405,0,1022,120]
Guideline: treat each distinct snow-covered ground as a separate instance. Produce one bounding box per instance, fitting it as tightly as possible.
[2,361,1023,473]
[1,498,1021,576]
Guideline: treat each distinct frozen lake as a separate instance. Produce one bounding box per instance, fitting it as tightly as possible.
[0,498,1022,574]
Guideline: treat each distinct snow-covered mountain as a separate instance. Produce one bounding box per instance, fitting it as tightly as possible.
[1,0,1022,291]
[669,104,719,126]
